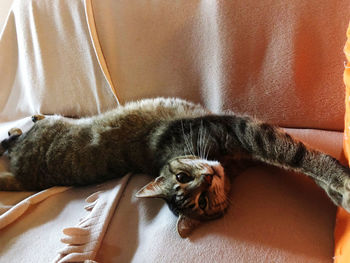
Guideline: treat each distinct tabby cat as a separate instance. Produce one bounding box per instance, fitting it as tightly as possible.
[1,97,350,237]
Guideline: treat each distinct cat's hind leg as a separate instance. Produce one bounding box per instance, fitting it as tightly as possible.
[0,172,24,191]
[31,114,45,123]
[0,128,23,156]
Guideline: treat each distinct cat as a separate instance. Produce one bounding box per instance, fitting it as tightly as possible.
[1,97,350,238]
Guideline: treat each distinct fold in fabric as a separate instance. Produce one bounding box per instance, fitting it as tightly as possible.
[53,174,131,263]
[0,187,70,229]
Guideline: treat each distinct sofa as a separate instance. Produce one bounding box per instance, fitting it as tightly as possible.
[0,0,349,262]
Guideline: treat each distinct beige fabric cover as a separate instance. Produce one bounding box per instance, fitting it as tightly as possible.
[0,0,118,124]
[92,0,349,130]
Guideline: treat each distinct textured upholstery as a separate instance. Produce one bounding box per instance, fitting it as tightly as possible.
[92,0,348,130]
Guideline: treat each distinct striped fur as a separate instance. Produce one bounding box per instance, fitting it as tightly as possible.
[152,115,350,208]
[1,97,350,237]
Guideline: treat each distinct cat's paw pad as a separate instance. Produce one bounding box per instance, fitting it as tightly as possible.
[7,128,22,137]
[32,114,45,123]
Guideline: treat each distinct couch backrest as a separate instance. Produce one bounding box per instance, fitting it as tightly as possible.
[92,0,349,131]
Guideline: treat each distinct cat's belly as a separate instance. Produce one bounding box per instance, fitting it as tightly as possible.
[7,119,147,190]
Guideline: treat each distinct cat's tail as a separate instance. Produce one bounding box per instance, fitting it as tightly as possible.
[0,128,23,156]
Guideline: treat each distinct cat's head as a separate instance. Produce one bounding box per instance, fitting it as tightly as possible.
[136,155,230,238]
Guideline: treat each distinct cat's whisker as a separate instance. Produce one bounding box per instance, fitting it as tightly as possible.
[189,122,196,156]
[199,121,206,159]
[203,134,211,160]
[196,121,204,159]
[202,125,210,160]
[197,122,200,158]
[181,121,189,154]
[195,122,210,161]
[202,134,208,160]
[205,145,211,160]
[181,120,195,156]
[197,133,200,159]
[200,124,207,160]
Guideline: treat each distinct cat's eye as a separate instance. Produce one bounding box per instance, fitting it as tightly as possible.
[198,192,208,210]
[176,172,193,184]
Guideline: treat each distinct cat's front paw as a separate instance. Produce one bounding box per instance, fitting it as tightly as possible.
[341,179,350,213]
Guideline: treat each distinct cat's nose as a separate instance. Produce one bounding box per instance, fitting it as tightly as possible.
[203,174,213,186]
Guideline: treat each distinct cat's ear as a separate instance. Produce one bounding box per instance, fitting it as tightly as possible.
[135,176,167,198]
[176,214,200,238]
